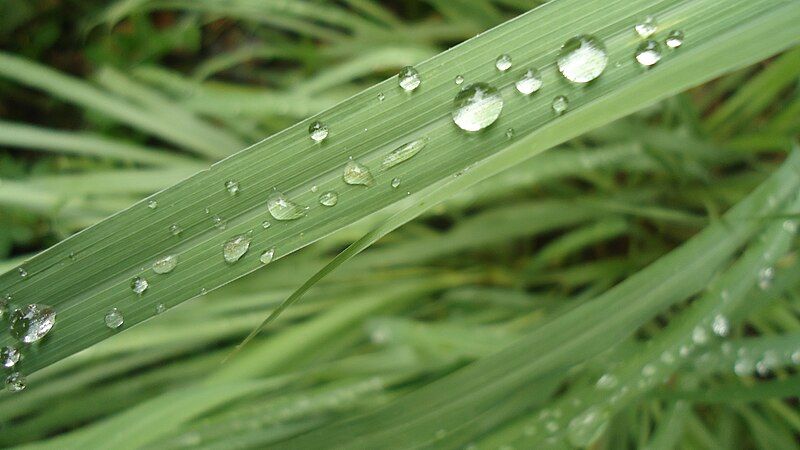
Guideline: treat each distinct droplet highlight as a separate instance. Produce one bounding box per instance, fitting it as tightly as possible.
[382,138,428,169]
[635,40,662,67]
[267,191,307,221]
[634,16,657,38]
[309,121,329,143]
[557,35,608,83]
[9,304,56,344]
[131,277,149,295]
[515,69,543,95]
[398,66,421,92]
[665,30,684,48]
[105,308,124,329]
[452,83,504,132]
[1,346,20,368]
[152,255,178,274]
[495,54,512,72]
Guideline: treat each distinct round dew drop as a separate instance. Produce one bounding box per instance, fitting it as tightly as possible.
[398,66,421,92]
[1,346,20,368]
[223,235,252,263]
[131,276,149,295]
[634,16,657,38]
[515,69,543,95]
[308,121,329,143]
[152,254,178,274]
[225,180,240,196]
[557,35,608,83]
[10,304,56,344]
[665,30,684,48]
[105,308,124,329]
[5,372,25,393]
[635,40,662,66]
[454,75,464,85]
[260,247,276,264]
[343,159,374,186]
[451,83,504,132]
[495,54,512,72]
[552,95,569,115]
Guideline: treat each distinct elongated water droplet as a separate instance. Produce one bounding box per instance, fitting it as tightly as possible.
[516,69,543,95]
[455,75,464,85]
[223,235,251,263]
[557,35,608,83]
[634,16,657,38]
[267,191,306,220]
[452,83,503,132]
[665,30,684,48]
[398,66,421,92]
[131,276,148,295]
[635,40,662,66]
[567,406,610,447]
[758,267,774,290]
[1,346,20,368]
[318,191,339,207]
[552,95,569,115]
[18,267,27,278]
[495,54,512,72]
[309,121,329,143]
[382,138,428,169]
[343,159,374,186]
[391,177,401,188]
[225,180,240,195]
[169,224,183,236]
[260,247,276,264]
[105,308,124,329]
[153,255,178,274]
[10,304,56,343]
[155,303,166,314]
[147,200,158,209]
[5,372,25,392]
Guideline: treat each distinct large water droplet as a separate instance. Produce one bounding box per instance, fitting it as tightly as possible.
[635,40,662,66]
[225,180,240,196]
[552,95,569,115]
[309,121,329,143]
[398,66,421,92]
[1,346,20,368]
[567,406,610,447]
[147,200,158,209]
[319,191,339,206]
[495,54,512,72]
[267,191,307,220]
[10,304,56,344]
[515,69,543,95]
[223,235,251,263]
[260,247,276,264]
[665,30,684,48]
[452,83,504,132]
[152,255,178,274]
[634,16,657,38]
[127,278,148,299]
[105,308,124,329]
[382,138,428,169]
[343,159,374,186]
[557,35,608,83]
[5,372,25,392]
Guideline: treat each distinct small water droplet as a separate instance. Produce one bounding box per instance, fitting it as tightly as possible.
[18,267,27,278]
[169,224,183,236]
[309,121,329,143]
[1,346,21,368]
[260,247,276,264]
[712,314,730,337]
[225,180,240,196]
[147,200,158,209]
[212,215,227,230]
[5,372,25,392]
[267,191,307,220]
[635,40,662,67]
[319,191,339,206]
[391,177,401,188]
[758,267,774,290]
[343,159,374,186]
[261,220,271,229]
[398,66,421,92]
[552,95,569,115]
[783,219,797,234]
[382,138,428,169]
[377,92,385,101]
[634,16,657,38]
[152,255,178,274]
[223,235,252,263]
[515,69,543,95]
[10,304,56,343]
[155,303,166,314]
[495,54,512,72]
[665,30,684,48]
[454,75,464,85]
[452,83,504,132]
[310,185,319,193]
[199,287,207,296]
[505,128,515,139]
[126,278,149,301]
[557,35,608,83]
[105,308,124,329]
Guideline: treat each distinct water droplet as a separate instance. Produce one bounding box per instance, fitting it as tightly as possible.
[382,138,428,169]
[267,191,307,220]
[5,372,25,392]
[660,351,675,364]
[261,220,271,229]
[105,308,124,329]
[131,277,149,295]
[758,267,774,290]
[225,180,240,196]
[734,358,754,376]
[147,200,158,209]
[635,40,662,67]
[692,326,709,345]
[545,421,559,433]
[783,219,797,234]
[223,235,252,263]
[495,54,512,72]
[557,35,608,83]
[18,267,27,278]
[712,314,730,337]
[391,177,401,188]
[152,255,178,274]
[212,215,227,230]
[10,304,56,344]
[310,185,319,193]
[398,66,421,92]
[567,406,610,447]
[155,303,166,314]
[634,16,657,38]
[452,83,504,132]
[505,128,515,139]
[0,296,8,320]
[515,69,543,95]
[260,247,276,264]
[309,121,329,143]
[595,373,617,389]
[1,346,20,368]
[169,224,183,236]
[343,159,374,186]
[641,364,656,377]
[455,75,464,85]
[665,30,684,48]
[319,191,339,206]
[552,95,569,115]
[377,92,385,101]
